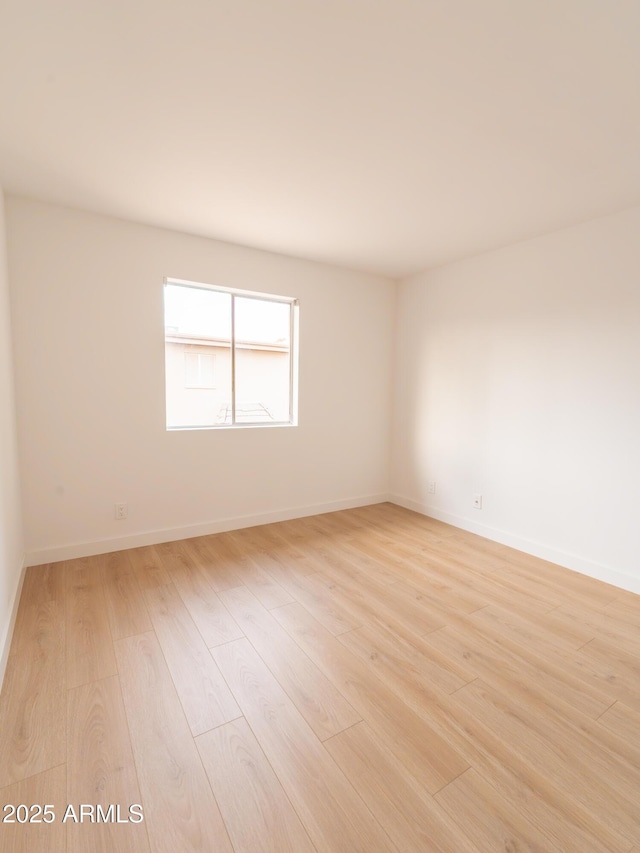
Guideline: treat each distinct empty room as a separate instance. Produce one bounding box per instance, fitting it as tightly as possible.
[1,1,639,851]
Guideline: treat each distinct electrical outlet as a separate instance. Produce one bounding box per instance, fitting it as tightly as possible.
[428,481,436,494]
[115,502,128,520]
[473,494,482,510]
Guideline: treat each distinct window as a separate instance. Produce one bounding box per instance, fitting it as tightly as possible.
[185,351,215,388]
[164,278,298,429]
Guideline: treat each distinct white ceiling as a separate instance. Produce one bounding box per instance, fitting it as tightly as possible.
[1,0,640,278]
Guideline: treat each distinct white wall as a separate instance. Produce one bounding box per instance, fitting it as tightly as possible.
[7,198,395,564]
[0,187,24,675]
[392,206,640,593]
[11,194,639,593]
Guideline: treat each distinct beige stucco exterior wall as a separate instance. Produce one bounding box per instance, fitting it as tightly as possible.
[165,341,290,427]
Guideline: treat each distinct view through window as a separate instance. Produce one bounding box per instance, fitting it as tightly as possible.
[164,279,298,429]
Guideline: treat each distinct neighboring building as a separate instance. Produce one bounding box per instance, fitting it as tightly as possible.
[165,330,290,427]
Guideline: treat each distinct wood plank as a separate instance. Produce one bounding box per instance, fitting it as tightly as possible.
[452,679,640,845]
[413,534,509,576]
[529,603,597,650]
[312,552,447,634]
[221,530,295,609]
[437,733,631,853]
[382,576,484,627]
[435,767,566,852]
[422,623,612,719]
[240,528,323,581]
[598,701,640,742]
[20,561,66,605]
[99,551,152,639]
[445,612,615,717]
[308,569,445,642]
[318,627,631,851]
[467,537,622,606]
[396,554,554,616]
[393,528,550,604]
[188,535,247,591]
[251,518,318,549]
[0,596,65,788]
[272,601,469,793]
[350,503,454,541]
[573,637,640,711]
[3,503,638,853]
[343,528,419,567]
[143,583,241,736]
[485,553,618,612]
[292,510,363,540]
[0,764,67,853]
[296,582,630,852]
[582,594,640,625]
[472,665,640,795]
[585,601,640,646]
[67,675,149,853]
[115,632,233,853]
[196,718,316,853]
[155,540,243,647]
[262,561,361,635]
[366,522,448,553]
[363,547,489,614]
[220,585,361,739]
[211,637,397,853]
[385,535,504,577]
[563,652,640,713]
[8,562,65,659]
[307,538,399,586]
[338,620,472,696]
[471,603,592,655]
[285,511,359,539]
[65,558,117,688]
[325,721,477,853]
[127,545,172,588]
[238,521,288,550]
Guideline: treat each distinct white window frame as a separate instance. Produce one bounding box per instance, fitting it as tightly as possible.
[164,277,299,429]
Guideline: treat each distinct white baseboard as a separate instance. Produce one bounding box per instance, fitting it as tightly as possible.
[389,494,640,596]
[0,556,26,693]
[24,494,391,567]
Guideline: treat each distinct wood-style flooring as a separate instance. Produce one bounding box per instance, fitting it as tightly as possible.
[1,503,640,851]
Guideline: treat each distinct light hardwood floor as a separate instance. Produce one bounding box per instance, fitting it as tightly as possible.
[1,503,639,851]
